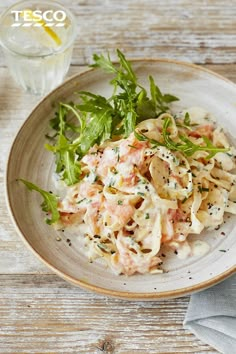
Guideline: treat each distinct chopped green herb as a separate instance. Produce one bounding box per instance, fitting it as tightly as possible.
[93,175,98,182]
[112,146,120,162]
[128,144,138,149]
[97,243,109,253]
[113,146,119,154]
[108,178,115,187]
[137,192,145,196]
[198,186,209,193]
[118,200,123,205]
[145,213,150,219]
[77,198,86,204]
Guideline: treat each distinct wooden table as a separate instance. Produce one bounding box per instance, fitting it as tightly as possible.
[1,1,235,352]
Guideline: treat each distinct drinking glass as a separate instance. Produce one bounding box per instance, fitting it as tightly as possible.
[0,1,77,95]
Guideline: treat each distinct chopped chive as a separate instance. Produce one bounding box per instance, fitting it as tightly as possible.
[198,186,209,193]
[113,146,120,162]
[182,197,188,204]
[77,198,86,204]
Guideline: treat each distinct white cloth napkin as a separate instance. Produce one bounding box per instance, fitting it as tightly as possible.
[184,274,236,354]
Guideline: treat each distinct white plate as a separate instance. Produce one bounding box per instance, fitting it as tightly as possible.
[6,59,236,300]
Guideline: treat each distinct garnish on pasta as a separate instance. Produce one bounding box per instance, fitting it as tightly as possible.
[20,51,236,276]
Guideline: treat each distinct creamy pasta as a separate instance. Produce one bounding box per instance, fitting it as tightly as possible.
[56,107,236,275]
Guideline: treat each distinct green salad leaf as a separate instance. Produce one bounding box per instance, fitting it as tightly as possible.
[44,49,178,185]
[19,179,60,224]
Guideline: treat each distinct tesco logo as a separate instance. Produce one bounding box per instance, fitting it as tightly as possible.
[11,10,67,27]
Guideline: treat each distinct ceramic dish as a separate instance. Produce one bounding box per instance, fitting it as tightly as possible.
[6,59,236,300]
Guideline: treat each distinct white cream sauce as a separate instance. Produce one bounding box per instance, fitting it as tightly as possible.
[176,239,210,259]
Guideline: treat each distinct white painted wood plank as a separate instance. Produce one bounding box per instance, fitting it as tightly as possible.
[0,275,217,354]
[0,0,235,65]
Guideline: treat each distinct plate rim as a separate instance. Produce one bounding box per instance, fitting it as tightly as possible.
[6,58,236,300]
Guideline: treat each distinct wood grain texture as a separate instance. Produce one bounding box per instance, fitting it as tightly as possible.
[0,275,217,354]
[0,0,236,66]
[1,0,236,350]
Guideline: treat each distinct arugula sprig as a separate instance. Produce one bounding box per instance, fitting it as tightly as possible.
[45,104,82,185]
[19,179,60,224]
[46,49,178,185]
[91,49,137,89]
[149,75,179,113]
[135,116,230,159]
[91,49,179,137]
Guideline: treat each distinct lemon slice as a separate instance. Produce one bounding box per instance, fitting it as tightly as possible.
[21,9,62,46]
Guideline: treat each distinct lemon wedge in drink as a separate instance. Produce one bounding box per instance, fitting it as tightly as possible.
[21,9,62,47]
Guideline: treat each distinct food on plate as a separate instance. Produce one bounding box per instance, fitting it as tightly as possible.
[20,50,236,275]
